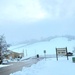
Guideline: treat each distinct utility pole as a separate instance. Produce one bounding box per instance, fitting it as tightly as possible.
[23,49,24,57]
[26,49,27,56]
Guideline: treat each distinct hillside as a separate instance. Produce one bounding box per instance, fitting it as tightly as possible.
[8,36,75,57]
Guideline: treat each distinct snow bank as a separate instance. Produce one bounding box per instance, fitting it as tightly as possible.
[0,64,10,68]
[10,57,75,75]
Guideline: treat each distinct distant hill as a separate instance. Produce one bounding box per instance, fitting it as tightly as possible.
[11,35,75,46]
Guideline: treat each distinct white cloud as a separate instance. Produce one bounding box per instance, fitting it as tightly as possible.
[0,0,75,23]
[0,0,47,23]
[40,0,75,20]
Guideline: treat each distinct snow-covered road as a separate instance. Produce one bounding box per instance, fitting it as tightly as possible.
[0,57,43,75]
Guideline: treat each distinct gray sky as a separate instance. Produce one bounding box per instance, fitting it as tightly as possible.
[0,0,75,44]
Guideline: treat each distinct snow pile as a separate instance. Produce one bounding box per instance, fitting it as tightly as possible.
[0,64,10,68]
[10,57,75,75]
[20,56,31,61]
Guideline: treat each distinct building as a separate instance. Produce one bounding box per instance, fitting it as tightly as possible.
[2,50,24,59]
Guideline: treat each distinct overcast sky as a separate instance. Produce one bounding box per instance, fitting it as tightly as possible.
[0,0,75,44]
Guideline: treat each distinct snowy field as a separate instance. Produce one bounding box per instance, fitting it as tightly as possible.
[10,56,75,75]
[9,37,75,57]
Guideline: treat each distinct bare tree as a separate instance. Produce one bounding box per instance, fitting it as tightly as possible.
[0,35,7,64]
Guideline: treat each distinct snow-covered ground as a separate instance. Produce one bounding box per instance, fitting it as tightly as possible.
[8,37,75,75]
[10,56,75,75]
[8,37,75,57]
